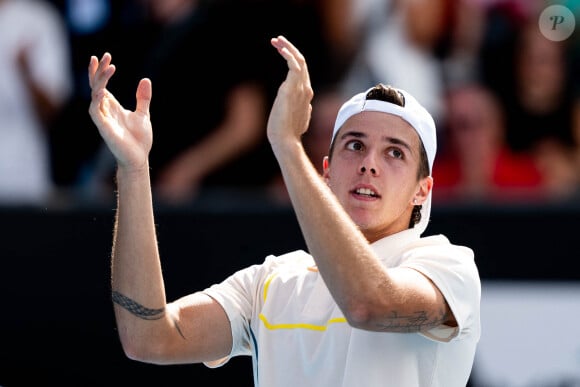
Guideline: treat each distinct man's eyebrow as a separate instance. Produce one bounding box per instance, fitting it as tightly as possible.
[340,130,366,140]
[385,136,413,153]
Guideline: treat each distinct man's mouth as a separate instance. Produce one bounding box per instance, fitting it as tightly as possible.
[354,187,379,198]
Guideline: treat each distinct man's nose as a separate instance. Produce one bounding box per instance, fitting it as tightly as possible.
[359,165,377,176]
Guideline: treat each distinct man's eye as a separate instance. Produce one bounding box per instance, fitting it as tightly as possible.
[389,148,404,159]
[346,141,363,151]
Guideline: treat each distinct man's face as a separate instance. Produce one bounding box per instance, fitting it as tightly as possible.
[323,111,431,242]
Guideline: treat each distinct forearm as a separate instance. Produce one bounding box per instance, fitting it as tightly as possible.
[111,165,168,342]
[112,166,238,363]
[273,141,391,324]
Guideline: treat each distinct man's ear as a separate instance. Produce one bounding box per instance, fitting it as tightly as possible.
[414,176,433,205]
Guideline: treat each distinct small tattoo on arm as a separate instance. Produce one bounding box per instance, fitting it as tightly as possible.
[173,320,186,340]
[376,310,445,333]
[111,290,165,320]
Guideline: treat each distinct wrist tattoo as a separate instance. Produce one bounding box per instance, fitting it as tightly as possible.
[111,290,165,320]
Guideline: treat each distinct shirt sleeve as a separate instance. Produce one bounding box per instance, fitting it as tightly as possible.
[201,262,262,367]
[201,251,311,368]
[400,236,481,343]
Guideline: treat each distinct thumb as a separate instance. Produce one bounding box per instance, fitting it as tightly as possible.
[135,78,152,115]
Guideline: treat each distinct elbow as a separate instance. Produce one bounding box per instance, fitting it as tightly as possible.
[342,296,404,331]
[123,345,148,364]
[118,332,168,365]
[122,343,170,366]
[341,300,378,330]
[119,336,151,364]
[121,338,145,363]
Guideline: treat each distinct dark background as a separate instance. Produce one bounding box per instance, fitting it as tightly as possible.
[0,200,578,386]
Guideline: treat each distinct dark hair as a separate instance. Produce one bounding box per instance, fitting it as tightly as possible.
[328,84,429,228]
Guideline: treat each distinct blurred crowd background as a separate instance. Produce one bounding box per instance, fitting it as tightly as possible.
[1,0,579,209]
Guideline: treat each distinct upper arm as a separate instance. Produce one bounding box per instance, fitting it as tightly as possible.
[144,292,233,365]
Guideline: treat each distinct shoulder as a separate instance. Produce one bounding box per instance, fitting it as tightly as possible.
[400,234,479,289]
[405,235,481,336]
[409,234,474,258]
[262,249,315,269]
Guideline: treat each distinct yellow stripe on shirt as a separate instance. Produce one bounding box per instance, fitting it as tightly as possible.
[259,314,347,331]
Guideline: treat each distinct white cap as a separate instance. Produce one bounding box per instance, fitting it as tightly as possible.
[331,86,437,235]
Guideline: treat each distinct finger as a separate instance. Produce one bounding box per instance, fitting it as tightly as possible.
[89,52,112,86]
[98,52,112,72]
[271,36,311,85]
[275,35,306,66]
[271,36,300,71]
[88,56,98,88]
[90,53,116,97]
[135,78,152,116]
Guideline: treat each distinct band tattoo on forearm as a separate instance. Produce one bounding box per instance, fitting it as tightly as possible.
[111,290,165,320]
[111,291,187,339]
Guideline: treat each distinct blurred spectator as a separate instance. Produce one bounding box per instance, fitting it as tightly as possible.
[479,5,580,199]
[441,0,488,87]
[511,19,579,198]
[310,0,367,87]
[48,0,143,201]
[46,0,348,206]
[433,83,546,203]
[196,0,352,206]
[339,0,451,124]
[0,0,73,205]
[83,0,272,206]
[507,19,578,151]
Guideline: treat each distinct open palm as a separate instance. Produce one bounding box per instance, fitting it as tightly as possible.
[88,53,153,171]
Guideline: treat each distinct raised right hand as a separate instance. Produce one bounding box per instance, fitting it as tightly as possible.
[88,53,153,172]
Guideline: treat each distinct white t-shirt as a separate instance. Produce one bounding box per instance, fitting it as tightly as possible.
[0,0,72,204]
[203,228,481,387]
